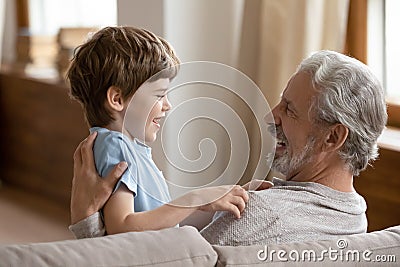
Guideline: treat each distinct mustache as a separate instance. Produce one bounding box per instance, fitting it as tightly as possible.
[267,123,286,142]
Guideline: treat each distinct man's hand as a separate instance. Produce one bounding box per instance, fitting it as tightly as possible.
[70,132,127,224]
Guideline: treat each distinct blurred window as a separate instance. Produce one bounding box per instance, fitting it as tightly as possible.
[368,0,400,103]
[28,0,117,35]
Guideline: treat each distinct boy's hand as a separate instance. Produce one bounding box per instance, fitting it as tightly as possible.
[242,179,274,191]
[70,132,127,224]
[197,185,249,219]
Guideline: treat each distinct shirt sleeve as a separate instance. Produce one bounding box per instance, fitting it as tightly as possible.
[68,212,105,239]
[93,132,138,195]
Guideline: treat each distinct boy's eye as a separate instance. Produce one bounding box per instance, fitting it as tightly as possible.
[157,95,166,99]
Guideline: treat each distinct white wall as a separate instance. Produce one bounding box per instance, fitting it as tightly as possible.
[117,0,243,65]
[164,0,243,66]
[117,0,164,37]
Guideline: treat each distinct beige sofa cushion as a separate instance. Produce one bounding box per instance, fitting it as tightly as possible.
[213,225,400,266]
[0,226,217,267]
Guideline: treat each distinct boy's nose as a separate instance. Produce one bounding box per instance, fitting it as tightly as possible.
[162,95,172,111]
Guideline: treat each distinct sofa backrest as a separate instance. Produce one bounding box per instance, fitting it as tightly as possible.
[0,226,217,267]
[1,225,399,267]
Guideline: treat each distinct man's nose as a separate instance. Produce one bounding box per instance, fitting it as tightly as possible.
[266,105,281,126]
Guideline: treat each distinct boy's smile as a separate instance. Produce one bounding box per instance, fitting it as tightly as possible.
[125,78,172,143]
[152,117,162,127]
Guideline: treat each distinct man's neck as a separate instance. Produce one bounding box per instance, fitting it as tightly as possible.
[310,170,354,192]
[286,156,354,192]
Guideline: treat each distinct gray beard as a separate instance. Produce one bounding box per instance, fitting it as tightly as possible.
[271,137,315,176]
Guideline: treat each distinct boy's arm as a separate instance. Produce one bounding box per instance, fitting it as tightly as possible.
[103,183,249,234]
[69,132,127,238]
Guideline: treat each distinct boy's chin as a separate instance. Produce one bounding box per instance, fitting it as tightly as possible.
[144,133,158,143]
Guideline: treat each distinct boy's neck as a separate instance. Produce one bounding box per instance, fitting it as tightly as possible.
[103,121,135,141]
[104,120,123,133]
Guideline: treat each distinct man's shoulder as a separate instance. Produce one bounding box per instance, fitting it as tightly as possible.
[256,179,367,215]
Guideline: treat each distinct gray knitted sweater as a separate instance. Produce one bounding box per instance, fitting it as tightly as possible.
[200,178,367,246]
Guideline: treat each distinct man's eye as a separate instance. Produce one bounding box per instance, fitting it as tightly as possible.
[157,95,166,99]
[286,107,295,117]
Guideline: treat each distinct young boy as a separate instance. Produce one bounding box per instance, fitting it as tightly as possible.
[67,26,249,235]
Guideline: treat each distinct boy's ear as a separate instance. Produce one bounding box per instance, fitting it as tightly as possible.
[106,86,125,112]
[323,124,349,152]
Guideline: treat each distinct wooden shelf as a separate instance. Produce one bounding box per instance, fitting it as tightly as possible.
[356,128,400,232]
[0,69,88,209]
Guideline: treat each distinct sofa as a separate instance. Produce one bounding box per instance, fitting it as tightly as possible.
[1,225,399,266]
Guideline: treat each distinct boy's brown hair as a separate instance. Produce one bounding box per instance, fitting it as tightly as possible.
[67,26,180,127]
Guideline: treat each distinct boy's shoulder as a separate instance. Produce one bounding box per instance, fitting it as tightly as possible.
[90,127,130,147]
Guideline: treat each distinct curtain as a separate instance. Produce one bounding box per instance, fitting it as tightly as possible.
[344,0,367,63]
[0,0,6,65]
[238,0,350,107]
[0,0,18,66]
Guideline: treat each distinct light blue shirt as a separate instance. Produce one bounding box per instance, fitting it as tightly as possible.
[90,127,171,212]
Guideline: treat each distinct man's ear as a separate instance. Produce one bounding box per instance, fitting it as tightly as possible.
[323,124,349,152]
[106,86,125,112]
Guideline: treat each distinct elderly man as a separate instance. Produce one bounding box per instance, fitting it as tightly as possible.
[69,50,387,245]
